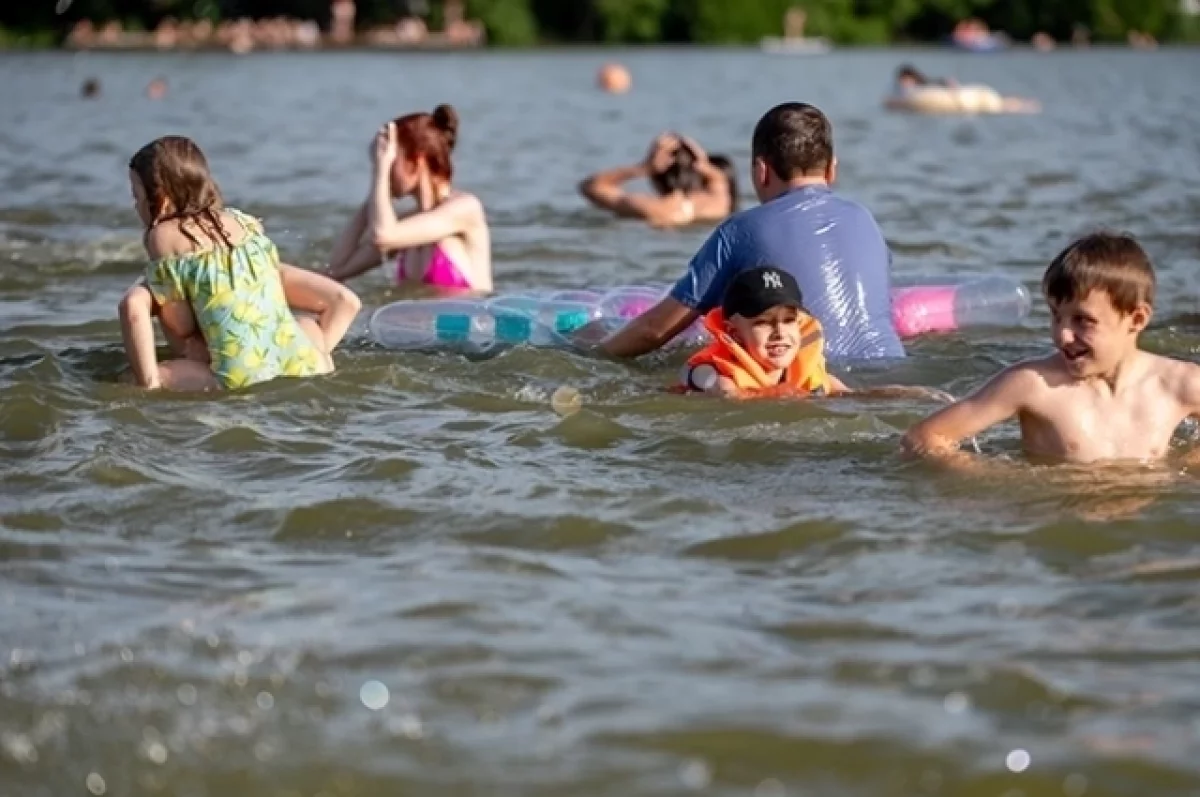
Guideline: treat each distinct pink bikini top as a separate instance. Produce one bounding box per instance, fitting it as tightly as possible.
[394,244,473,290]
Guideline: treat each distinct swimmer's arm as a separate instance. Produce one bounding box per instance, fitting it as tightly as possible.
[831,376,956,403]
[368,185,480,253]
[278,265,362,353]
[677,135,726,192]
[599,297,698,359]
[118,284,162,389]
[900,365,1033,465]
[578,166,680,227]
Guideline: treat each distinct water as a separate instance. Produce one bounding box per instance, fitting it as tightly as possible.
[3,46,1200,797]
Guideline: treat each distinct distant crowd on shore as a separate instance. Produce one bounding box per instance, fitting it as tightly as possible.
[65,0,485,53]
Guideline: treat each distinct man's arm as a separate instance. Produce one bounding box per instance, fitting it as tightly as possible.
[599,297,698,359]
[600,224,732,359]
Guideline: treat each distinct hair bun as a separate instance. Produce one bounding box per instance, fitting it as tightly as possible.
[432,104,459,150]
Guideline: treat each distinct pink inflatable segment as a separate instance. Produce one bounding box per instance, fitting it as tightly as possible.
[892,286,959,337]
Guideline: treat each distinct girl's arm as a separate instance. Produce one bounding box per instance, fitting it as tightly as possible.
[367,122,478,252]
[279,264,362,353]
[118,284,163,389]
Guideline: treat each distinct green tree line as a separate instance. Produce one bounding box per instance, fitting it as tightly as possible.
[3,0,1196,46]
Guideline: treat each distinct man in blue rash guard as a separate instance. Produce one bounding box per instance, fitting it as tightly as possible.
[601,102,904,361]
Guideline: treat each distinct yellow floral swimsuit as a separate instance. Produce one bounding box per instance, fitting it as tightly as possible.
[143,208,325,390]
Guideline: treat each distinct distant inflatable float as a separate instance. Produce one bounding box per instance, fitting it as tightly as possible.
[369,276,1031,357]
[885,85,1040,115]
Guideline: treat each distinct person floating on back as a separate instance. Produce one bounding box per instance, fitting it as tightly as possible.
[902,232,1200,464]
[678,266,949,402]
[118,135,361,391]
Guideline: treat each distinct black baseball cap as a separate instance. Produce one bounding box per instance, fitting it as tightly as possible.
[721,266,805,319]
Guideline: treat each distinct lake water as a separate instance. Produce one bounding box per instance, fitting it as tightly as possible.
[2,45,1200,797]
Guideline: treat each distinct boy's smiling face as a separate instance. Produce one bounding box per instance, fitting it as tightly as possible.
[1049,288,1150,379]
[727,305,803,371]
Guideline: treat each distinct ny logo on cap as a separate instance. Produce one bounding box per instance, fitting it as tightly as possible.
[763,271,783,290]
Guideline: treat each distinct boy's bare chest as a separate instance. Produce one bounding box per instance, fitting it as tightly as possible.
[1022,388,1181,461]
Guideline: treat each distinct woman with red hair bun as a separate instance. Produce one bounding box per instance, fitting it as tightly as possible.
[327,104,492,293]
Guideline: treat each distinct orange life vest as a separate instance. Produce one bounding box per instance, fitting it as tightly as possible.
[677,309,833,396]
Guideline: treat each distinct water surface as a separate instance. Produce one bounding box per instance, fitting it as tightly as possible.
[2,46,1200,797]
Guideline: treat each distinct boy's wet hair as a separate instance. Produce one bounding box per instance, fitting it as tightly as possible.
[1043,232,1156,313]
[129,135,230,250]
[895,64,927,84]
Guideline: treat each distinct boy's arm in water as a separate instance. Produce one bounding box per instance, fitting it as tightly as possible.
[829,375,955,403]
[900,364,1035,466]
[278,265,362,354]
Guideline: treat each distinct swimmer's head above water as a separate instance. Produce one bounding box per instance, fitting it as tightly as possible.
[1043,232,1155,380]
[895,64,929,89]
[386,104,459,198]
[750,102,837,203]
[648,138,740,213]
[128,135,230,248]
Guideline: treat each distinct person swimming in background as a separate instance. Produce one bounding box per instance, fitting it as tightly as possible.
[118,136,361,391]
[893,64,954,91]
[902,232,1200,466]
[578,132,738,229]
[325,105,492,293]
[678,266,947,401]
[886,63,1040,114]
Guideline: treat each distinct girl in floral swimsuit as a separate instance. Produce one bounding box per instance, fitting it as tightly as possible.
[118,135,361,391]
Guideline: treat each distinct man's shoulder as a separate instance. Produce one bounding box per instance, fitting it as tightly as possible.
[743,188,882,229]
[819,190,884,227]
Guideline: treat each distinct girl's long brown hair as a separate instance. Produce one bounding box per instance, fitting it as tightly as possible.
[129,136,231,249]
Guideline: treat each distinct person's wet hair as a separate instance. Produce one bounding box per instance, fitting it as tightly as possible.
[81,78,101,98]
[129,135,230,249]
[751,102,833,180]
[707,154,739,212]
[895,64,928,85]
[392,104,459,181]
[1043,231,1156,313]
[650,142,702,195]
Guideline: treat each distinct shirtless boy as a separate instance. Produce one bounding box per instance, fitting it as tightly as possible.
[902,232,1200,464]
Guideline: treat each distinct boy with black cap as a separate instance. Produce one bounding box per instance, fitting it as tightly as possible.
[679,266,946,401]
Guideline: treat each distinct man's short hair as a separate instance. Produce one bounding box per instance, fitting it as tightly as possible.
[751,102,833,180]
